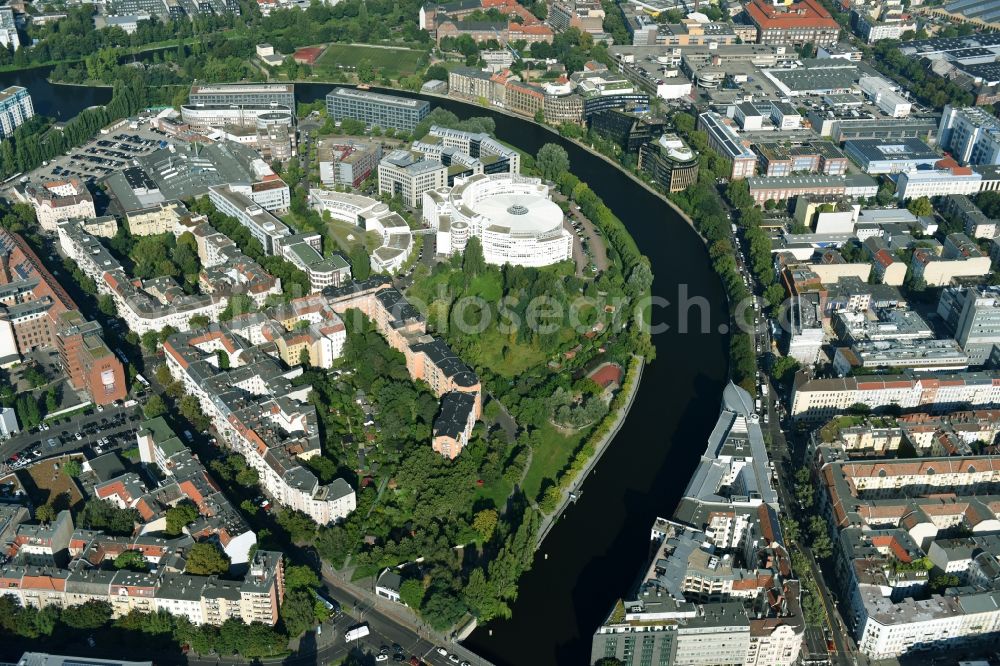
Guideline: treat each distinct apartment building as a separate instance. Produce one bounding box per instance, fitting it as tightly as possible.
[0,86,33,140]
[322,279,481,457]
[164,326,356,524]
[125,200,191,236]
[941,194,997,240]
[910,233,992,287]
[814,452,1000,660]
[17,179,96,232]
[0,7,20,51]
[938,286,1000,366]
[1,513,284,627]
[0,229,125,405]
[791,371,1000,421]
[325,87,430,133]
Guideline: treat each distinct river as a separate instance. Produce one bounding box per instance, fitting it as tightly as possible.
[0,72,730,666]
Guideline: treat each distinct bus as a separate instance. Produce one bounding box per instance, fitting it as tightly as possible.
[313,589,340,615]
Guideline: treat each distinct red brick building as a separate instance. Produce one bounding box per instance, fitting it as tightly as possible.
[744,0,840,46]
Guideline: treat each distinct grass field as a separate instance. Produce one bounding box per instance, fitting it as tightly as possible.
[315,44,429,79]
[521,422,585,500]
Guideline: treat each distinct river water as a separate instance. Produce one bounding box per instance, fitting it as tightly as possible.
[0,72,729,666]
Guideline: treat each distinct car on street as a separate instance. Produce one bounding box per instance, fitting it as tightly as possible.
[436,648,448,657]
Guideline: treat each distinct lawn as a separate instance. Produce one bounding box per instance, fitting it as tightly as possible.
[315,44,429,79]
[521,421,585,500]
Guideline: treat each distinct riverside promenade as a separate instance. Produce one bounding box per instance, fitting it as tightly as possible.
[535,356,645,546]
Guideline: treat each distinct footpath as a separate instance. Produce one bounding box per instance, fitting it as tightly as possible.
[535,357,645,546]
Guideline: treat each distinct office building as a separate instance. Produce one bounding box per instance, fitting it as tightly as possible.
[698,112,756,180]
[638,134,700,193]
[188,83,295,108]
[0,86,33,140]
[317,139,382,188]
[377,150,447,208]
[843,138,940,174]
[744,0,840,45]
[590,110,665,153]
[857,76,911,118]
[207,184,291,256]
[179,103,294,131]
[896,160,984,200]
[325,87,430,133]
[423,173,574,268]
[938,105,1000,166]
[309,189,414,275]
[747,174,878,205]
[832,339,970,375]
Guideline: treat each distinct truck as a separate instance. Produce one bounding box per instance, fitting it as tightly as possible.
[344,624,370,642]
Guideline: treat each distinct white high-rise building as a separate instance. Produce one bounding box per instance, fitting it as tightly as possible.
[0,7,19,51]
[0,86,32,140]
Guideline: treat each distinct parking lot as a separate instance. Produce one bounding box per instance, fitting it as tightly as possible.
[0,403,144,474]
[32,126,167,185]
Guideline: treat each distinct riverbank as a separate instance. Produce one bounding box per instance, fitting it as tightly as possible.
[535,356,645,547]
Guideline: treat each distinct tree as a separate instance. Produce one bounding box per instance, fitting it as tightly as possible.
[143,394,168,419]
[35,503,56,523]
[399,578,425,609]
[114,549,147,571]
[284,564,320,591]
[97,294,117,316]
[235,467,259,487]
[536,143,569,182]
[60,601,113,629]
[165,501,199,535]
[220,294,255,322]
[771,356,800,384]
[15,393,41,430]
[280,589,317,637]
[62,458,82,478]
[473,508,498,542]
[349,244,371,280]
[141,330,160,354]
[185,542,230,575]
[462,236,486,278]
[907,196,933,217]
[217,350,230,369]
[929,574,961,594]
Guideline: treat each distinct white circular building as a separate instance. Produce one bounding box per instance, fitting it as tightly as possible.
[423,174,573,267]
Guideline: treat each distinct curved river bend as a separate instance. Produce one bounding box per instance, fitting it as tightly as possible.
[0,70,730,666]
